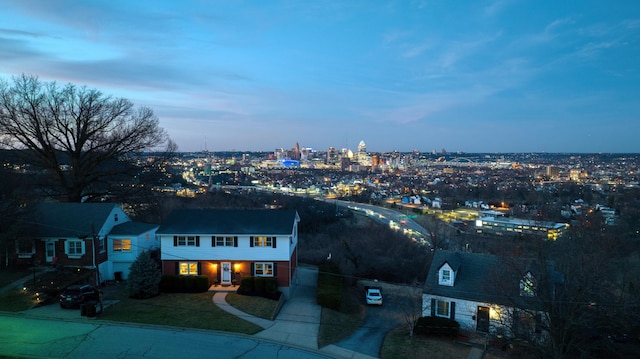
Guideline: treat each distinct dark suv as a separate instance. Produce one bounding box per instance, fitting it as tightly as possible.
[59,284,99,309]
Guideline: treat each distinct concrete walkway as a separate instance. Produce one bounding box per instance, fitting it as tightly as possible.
[212,266,376,359]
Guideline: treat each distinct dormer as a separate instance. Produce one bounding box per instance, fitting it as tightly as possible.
[438,262,455,286]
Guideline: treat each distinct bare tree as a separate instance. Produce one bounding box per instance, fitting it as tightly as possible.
[0,74,170,202]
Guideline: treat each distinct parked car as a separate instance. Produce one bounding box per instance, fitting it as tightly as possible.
[365,286,383,305]
[59,284,99,309]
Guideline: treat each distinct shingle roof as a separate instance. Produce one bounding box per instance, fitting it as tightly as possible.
[156,209,299,236]
[424,250,509,304]
[26,202,121,238]
[110,222,159,236]
[424,250,562,307]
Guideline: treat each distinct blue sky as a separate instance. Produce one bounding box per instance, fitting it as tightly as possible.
[1,1,639,153]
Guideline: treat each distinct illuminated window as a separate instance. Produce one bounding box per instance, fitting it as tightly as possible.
[113,239,131,251]
[179,262,198,275]
[251,236,274,247]
[254,262,274,277]
[436,300,450,317]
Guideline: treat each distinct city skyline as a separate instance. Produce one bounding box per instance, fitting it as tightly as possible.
[1,1,639,153]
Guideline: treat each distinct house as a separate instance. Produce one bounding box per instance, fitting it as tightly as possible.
[108,221,160,280]
[12,202,158,283]
[156,208,300,298]
[422,250,562,338]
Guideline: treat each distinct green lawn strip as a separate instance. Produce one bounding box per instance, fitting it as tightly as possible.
[318,286,364,348]
[0,268,31,287]
[0,290,36,312]
[225,293,279,320]
[99,291,262,334]
[381,327,471,359]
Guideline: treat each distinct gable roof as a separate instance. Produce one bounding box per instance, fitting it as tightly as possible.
[156,209,299,236]
[25,202,123,238]
[424,250,563,307]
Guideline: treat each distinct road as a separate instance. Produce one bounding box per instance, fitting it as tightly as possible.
[333,200,432,247]
[0,314,330,359]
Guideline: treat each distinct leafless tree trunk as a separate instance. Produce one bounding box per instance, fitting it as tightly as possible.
[0,74,170,202]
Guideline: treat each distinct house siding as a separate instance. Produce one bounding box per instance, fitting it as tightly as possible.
[422,294,513,334]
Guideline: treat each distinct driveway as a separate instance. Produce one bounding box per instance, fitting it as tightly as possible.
[334,281,419,357]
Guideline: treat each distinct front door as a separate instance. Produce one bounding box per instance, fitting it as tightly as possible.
[45,240,55,263]
[477,306,490,332]
[221,262,232,285]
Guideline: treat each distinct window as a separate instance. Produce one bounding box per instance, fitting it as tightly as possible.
[113,239,131,251]
[442,269,451,282]
[254,262,274,277]
[66,240,84,257]
[436,300,450,317]
[16,239,35,258]
[251,236,274,247]
[174,236,199,246]
[99,236,105,253]
[179,262,198,275]
[214,236,236,247]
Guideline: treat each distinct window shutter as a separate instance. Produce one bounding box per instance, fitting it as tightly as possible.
[212,237,216,247]
[251,262,255,275]
[272,237,277,248]
[450,302,456,320]
[430,299,436,316]
[196,236,200,247]
[273,263,277,276]
[175,262,179,275]
[234,237,238,247]
[197,262,202,275]
[250,237,254,247]
[173,236,177,247]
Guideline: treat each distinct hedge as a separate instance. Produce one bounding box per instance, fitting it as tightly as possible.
[237,276,280,300]
[316,263,343,311]
[414,316,460,337]
[159,275,210,293]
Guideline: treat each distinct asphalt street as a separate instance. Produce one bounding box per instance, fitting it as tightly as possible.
[0,314,330,359]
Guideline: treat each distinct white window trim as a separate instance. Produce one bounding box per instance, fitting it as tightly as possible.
[252,236,274,247]
[113,239,132,252]
[66,240,85,258]
[438,264,454,286]
[215,236,235,247]
[254,262,274,277]
[16,239,35,258]
[179,261,198,276]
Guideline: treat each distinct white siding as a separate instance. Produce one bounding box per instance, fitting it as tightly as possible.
[422,294,513,334]
[160,234,293,261]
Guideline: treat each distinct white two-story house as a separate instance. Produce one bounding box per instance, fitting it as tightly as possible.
[156,208,300,298]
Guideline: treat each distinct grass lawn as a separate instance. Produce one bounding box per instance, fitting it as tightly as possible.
[318,286,365,348]
[0,289,37,312]
[381,327,472,359]
[0,267,31,287]
[225,292,280,320]
[99,289,263,334]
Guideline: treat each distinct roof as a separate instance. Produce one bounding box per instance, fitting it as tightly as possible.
[156,209,299,236]
[110,222,159,236]
[25,202,122,238]
[424,250,562,308]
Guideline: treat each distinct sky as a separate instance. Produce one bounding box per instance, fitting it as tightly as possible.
[1,0,639,153]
